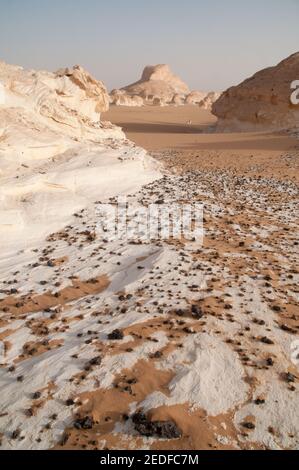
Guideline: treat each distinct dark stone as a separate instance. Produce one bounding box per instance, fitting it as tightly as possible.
[183,327,194,334]
[150,351,163,359]
[282,372,296,383]
[89,356,102,366]
[74,416,94,430]
[11,429,21,440]
[266,357,274,366]
[280,324,296,334]
[224,304,233,310]
[66,398,75,406]
[254,398,265,405]
[260,336,274,345]
[132,412,182,439]
[32,392,42,400]
[175,309,185,317]
[108,329,124,341]
[242,422,255,430]
[191,304,204,319]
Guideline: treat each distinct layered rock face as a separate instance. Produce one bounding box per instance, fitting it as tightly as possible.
[0,61,126,167]
[55,65,110,116]
[0,62,114,145]
[212,52,299,129]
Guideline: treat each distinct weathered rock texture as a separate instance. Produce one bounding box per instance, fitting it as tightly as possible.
[212,52,299,130]
[0,61,124,164]
[198,92,221,111]
[0,60,158,253]
[124,64,189,101]
[185,90,207,105]
[119,64,190,105]
[110,89,144,107]
[110,64,219,108]
[0,62,112,139]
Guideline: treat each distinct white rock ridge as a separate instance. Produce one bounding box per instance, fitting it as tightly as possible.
[0,61,160,255]
[212,52,299,130]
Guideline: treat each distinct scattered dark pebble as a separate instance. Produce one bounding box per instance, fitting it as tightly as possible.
[73,416,94,430]
[282,372,296,383]
[242,422,255,430]
[132,412,182,439]
[108,329,124,341]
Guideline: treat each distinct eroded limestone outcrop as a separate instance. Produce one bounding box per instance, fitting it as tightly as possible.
[212,52,299,130]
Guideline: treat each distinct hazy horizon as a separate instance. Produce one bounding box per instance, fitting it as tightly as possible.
[1,0,299,92]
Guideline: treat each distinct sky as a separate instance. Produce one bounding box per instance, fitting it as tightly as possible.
[0,0,299,92]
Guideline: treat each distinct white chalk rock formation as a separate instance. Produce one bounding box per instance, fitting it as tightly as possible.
[153,97,166,107]
[122,64,190,104]
[212,52,299,130]
[0,61,160,254]
[114,65,216,107]
[110,89,144,107]
[185,90,207,105]
[199,91,221,111]
[0,61,118,147]
[172,93,185,106]
[55,65,110,116]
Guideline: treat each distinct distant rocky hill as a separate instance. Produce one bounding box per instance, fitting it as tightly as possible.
[110,64,219,109]
[123,64,190,103]
[212,52,299,130]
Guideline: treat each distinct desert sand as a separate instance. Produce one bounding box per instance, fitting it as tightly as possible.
[0,57,298,451]
[103,104,298,180]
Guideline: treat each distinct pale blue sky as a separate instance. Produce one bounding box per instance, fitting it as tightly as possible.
[0,0,298,91]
